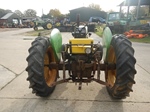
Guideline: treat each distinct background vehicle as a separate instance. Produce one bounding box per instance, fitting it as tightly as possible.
[106,12,128,33]
[106,12,150,34]
[89,16,105,23]
[32,17,53,30]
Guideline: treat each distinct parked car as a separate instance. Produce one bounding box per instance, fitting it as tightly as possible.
[89,17,105,23]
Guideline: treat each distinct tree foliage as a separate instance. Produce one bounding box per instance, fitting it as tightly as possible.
[41,14,51,18]
[14,10,24,17]
[0,8,12,18]
[130,6,149,17]
[89,3,101,11]
[108,9,115,13]
[42,11,68,20]
[49,9,61,17]
[24,9,37,17]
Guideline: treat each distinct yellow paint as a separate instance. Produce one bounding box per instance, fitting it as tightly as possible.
[140,20,149,24]
[69,38,93,54]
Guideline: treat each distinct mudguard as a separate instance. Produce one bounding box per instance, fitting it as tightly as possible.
[102,27,113,61]
[49,28,62,61]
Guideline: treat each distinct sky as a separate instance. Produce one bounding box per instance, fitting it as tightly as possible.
[0,0,124,16]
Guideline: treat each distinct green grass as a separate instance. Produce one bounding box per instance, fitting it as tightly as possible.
[129,36,150,43]
[95,25,150,43]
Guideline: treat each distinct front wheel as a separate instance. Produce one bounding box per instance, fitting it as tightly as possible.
[105,34,136,99]
[33,26,38,31]
[26,37,57,97]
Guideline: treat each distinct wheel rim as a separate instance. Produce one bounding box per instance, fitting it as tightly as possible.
[56,22,60,27]
[47,23,52,29]
[44,47,57,86]
[106,45,116,87]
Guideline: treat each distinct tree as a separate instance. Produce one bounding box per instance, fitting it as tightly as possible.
[0,8,12,18]
[0,9,6,18]
[24,9,37,17]
[14,10,24,17]
[41,14,50,18]
[5,9,12,13]
[108,9,115,13]
[89,3,101,11]
[49,9,61,18]
[130,6,149,17]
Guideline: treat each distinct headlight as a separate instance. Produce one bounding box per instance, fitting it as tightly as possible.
[85,48,91,54]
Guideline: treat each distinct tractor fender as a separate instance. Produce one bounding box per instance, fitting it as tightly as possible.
[102,27,113,61]
[49,28,62,61]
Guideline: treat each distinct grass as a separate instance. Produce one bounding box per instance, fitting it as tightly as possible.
[95,25,150,43]
[128,36,150,43]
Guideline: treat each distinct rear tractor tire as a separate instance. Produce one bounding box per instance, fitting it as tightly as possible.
[46,22,53,30]
[105,34,136,99]
[26,37,57,97]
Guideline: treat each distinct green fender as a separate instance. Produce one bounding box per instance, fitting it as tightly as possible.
[49,28,62,61]
[102,27,113,61]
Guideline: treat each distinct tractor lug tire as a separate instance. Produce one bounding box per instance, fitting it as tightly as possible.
[105,34,136,99]
[26,37,57,97]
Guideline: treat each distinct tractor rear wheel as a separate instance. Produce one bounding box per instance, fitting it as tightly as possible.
[26,37,57,97]
[46,22,53,30]
[105,34,136,99]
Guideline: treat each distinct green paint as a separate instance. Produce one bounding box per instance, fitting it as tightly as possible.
[49,28,62,61]
[102,27,113,61]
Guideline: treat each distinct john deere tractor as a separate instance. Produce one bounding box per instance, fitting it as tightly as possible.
[26,16,136,99]
[32,17,53,31]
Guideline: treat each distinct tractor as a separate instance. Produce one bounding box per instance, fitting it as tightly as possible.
[106,11,150,34]
[106,12,128,34]
[32,17,53,31]
[26,16,136,99]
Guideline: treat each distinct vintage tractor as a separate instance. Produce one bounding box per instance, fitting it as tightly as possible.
[32,17,53,31]
[26,18,136,99]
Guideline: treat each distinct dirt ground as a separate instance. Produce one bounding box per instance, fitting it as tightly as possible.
[0,28,20,32]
